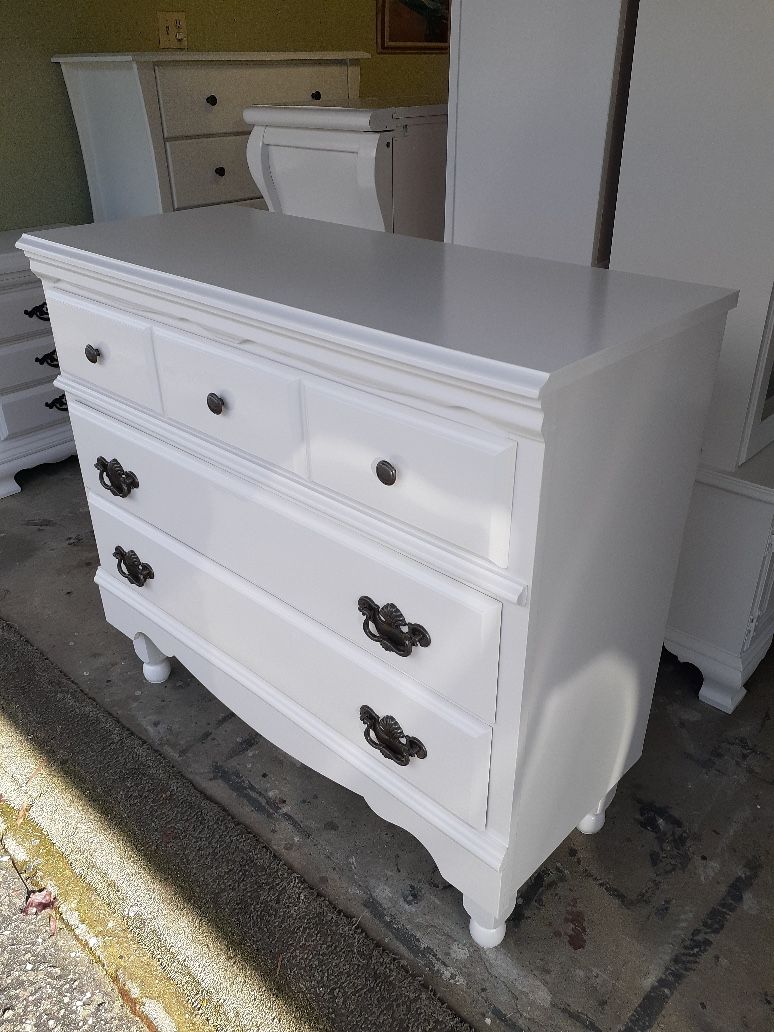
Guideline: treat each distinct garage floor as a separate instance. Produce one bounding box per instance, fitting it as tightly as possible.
[1,456,772,1032]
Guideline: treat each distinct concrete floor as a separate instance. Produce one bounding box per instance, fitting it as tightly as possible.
[1,455,773,1032]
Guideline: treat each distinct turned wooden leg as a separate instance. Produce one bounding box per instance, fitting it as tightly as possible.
[577,786,617,835]
[462,894,514,949]
[133,633,172,684]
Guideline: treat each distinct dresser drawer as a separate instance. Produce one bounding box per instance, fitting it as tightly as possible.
[306,383,517,566]
[45,291,161,411]
[0,382,68,440]
[0,283,48,342]
[154,327,305,474]
[71,404,502,723]
[156,62,350,138]
[166,136,259,210]
[90,499,492,829]
[0,335,58,392]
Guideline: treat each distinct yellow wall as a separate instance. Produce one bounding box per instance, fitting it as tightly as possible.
[0,0,449,231]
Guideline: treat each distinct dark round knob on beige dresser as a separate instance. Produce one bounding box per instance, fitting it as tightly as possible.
[214,166,226,178]
[375,459,397,486]
[311,90,322,100]
[205,94,218,106]
[84,344,101,364]
[206,392,225,415]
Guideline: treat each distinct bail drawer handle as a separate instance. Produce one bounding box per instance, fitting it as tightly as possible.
[95,456,139,498]
[45,393,68,412]
[34,348,59,369]
[84,344,101,364]
[113,546,154,587]
[357,596,431,657]
[24,302,49,322]
[359,705,427,766]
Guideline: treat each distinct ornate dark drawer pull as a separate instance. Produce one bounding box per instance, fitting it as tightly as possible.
[113,545,154,587]
[45,393,68,412]
[205,94,218,106]
[214,166,226,177]
[360,705,427,766]
[206,392,225,415]
[311,90,322,100]
[95,456,139,498]
[34,348,59,369]
[357,596,431,657]
[84,344,101,364]
[24,302,49,322]
[375,459,397,486]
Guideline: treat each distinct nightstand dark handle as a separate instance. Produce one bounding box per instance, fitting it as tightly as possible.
[205,94,218,106]
[360,706,427,766]
[34,349,59,369]
[45,393,68,412]
[95,456,139,499]
[84,344,101,364]
[113,546,154,587]
[357,596,431,657]
[24,302,49,322]
[206,392,225,415]
[214,166,226,177]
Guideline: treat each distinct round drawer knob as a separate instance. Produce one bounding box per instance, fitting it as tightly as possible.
[311,90,322,100]
[84,344,101,364]
[214,166,226,177]
[375,459,397,486]
[206,392,225,415]
[205,94,218,106]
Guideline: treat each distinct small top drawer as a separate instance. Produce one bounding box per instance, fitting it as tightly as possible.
[305,383,517,566]
[0,282,48,342]
[45,291,161,411]
[154,327,305,473]
[156,62,350,138]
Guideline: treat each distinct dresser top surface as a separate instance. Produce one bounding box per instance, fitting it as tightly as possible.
[52,51,369,65]
[20,207,736,397]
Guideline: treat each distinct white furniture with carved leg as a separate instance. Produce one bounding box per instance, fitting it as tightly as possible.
[20,207,735,946]
[0,229,74,499]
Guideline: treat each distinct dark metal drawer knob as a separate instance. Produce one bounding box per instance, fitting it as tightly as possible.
[113,545,153,587]
[95,456,139,498]
[357,596,431,657]
[45,393,68,412]
[24,302,49,322]
[84,344,101,364]
[311,90,322,100]
[205,94,218,106]
[206,392,225,415]
[360,705,427,766]
[34,348,59,369]
[214,166,226,177]
[375,459,397,486]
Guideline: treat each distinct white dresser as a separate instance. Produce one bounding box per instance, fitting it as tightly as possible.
[55,52,367,221]
[0,229,74,499]
[20,207,735,946]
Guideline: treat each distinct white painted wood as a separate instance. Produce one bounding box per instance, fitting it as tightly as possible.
[445,0,629,264]
[0,283,47,342]
[243,105,447,239]
[20,206,735,944]
[133,632,172,684]
[305,379,517,566]
[166,136,259,209]
[577,787,617,835]
[54,53,366,222]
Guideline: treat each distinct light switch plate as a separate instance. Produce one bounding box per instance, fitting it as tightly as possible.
[158,11,187,49]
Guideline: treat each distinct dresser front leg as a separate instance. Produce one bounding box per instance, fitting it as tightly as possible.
[133,633,172,684]
[577,786,617,835]
[0,473,21,500]
[463,894,515,949]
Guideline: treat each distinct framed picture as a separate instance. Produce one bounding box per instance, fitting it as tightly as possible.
[377,0,451,53]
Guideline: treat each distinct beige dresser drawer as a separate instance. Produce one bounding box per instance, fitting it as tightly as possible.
[0,335,58,392]
[90,498,492,829]
[0,283,47,342]
[71,404,502,724]
[306,382,518,566]
[45,291,161,411]
[0,382,68,440]
[166,136,259,210]
[154,327,305,474]
[156,62,350,138]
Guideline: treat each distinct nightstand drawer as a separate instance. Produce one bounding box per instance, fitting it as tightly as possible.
[90,499,492,829]
[0,335,58,391]
[154,327,305,473]
[71,404,502,724]
[0,283,48,342]
[0,382,69,440]
[167,136,259,210]
[156,62,350,138]
[45,291,161,411]
[306,382,517,566]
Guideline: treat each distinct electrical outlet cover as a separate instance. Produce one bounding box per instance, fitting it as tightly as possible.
[158,11,187,49]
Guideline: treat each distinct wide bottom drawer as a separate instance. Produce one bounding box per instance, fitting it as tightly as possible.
[89,497,492,829]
